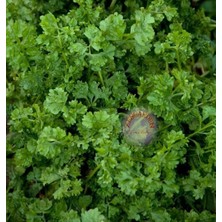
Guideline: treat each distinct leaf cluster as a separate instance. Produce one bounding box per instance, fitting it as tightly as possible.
[7,0,215,221]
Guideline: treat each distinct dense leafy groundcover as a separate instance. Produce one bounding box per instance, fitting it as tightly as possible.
[6,0,216,221]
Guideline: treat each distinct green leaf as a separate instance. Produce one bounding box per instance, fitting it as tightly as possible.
[146,72,178,124]
[105,72,128,102]
[78,195,93,209]
[82,111,109,129]
[164,6,178,21]
[193,187,205,200]
[40,166,63,185]
[88,43,115,71]
[9,107,34,132]
[73,81,89,99]
[84,25,104,51]
[37,126,67,158]
[44,88,68,115]
[60,210,80,222]
[128,205,140,221]
[151,209,171,222]
[89,54,107,71]
[82,110,119,131]
[62,100,87,125]
[53,179,82,199]
[122,94,138,110]
[81,208,105,222]
[69,42,88,55]
[202,106,216,120]
[14,148,33,168]
[99,13,126,41]
[147,0,178,23]
[115,170,139,195]
[28,199,52,214]
[40,13,59,35]
[130,10,155,55]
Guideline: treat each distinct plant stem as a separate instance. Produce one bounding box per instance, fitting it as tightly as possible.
[123,33,134,40]
[176,47,182,71]
[170,92,184,99]
[187,120,215,138]
[86,164,101,181]
[158,124,172,132]
[98,71,105,86]
[109,0,117,9]
[165,61,169,72]
[57,31,69,71]
[195,98,216,107]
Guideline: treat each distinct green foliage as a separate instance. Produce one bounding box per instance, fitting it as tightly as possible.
[81,208,105,222]
[130,9,155,55]
[100,13,126,41]
[7,0,215,221]
[44,88,68,115]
